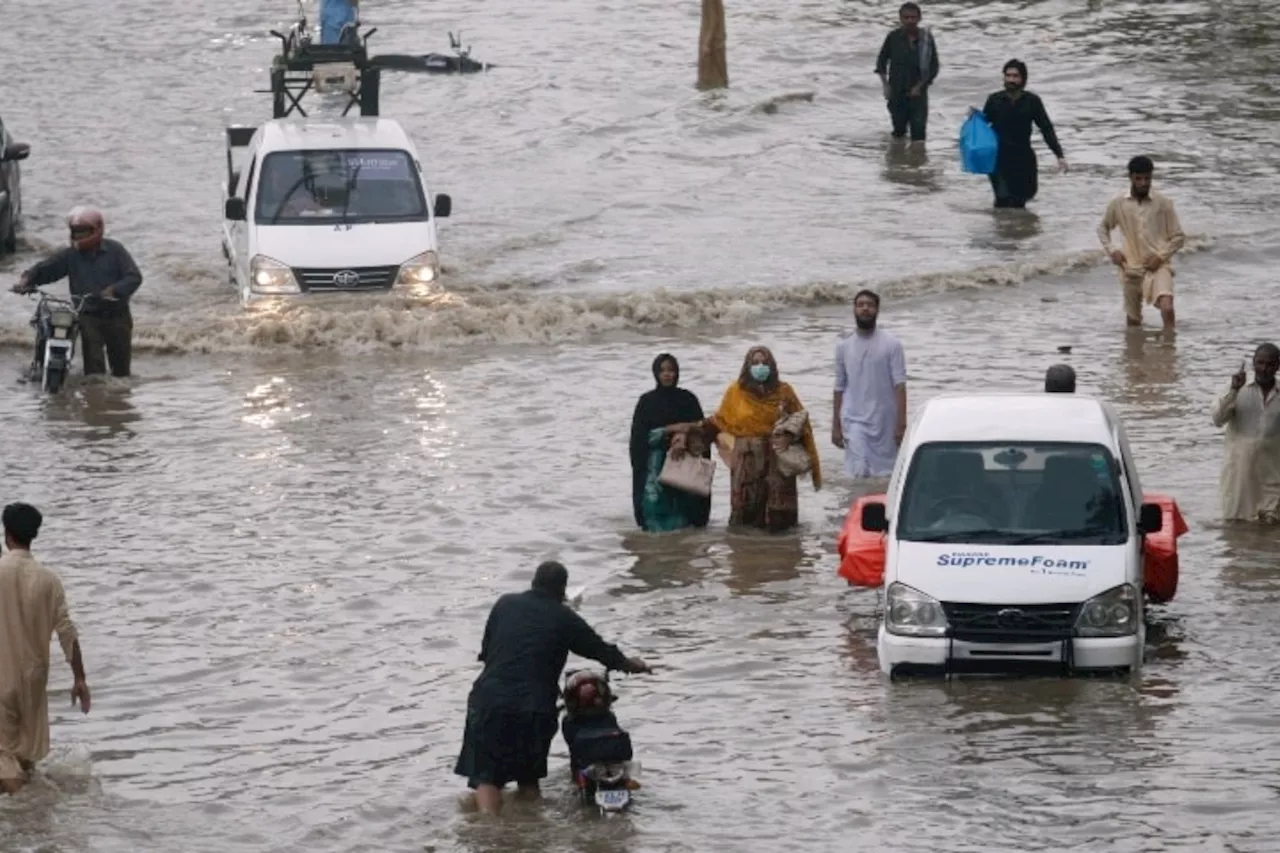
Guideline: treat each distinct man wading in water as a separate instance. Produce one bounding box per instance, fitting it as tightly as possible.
[454,561,650,815]
[1097,156,1186,330]
[875,2,939,146]
[0,503,90,795]
[982,59,1067,208]
[832,290,908,479]
[1211,344,1280,523]
[14,207,143,378]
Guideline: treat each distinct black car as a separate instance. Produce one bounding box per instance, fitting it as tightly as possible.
[0,115,32,254]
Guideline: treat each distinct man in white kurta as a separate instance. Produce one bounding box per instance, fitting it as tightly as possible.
[0,503,90,795]
[832,290,907,478]
[1210,344,1280,522]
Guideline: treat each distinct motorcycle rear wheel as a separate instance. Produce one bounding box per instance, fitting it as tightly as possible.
[43,363,66,393]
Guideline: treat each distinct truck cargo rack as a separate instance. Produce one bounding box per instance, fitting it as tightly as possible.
[256,25,382,118]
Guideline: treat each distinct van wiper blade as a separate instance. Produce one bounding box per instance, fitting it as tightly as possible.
[907,529,1011,543]
[1006,527,1118,544]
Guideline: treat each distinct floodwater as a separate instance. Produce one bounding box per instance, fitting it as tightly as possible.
[2,0,1280,850]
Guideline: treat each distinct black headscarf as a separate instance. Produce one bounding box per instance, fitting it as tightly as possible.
[628,353,707,527]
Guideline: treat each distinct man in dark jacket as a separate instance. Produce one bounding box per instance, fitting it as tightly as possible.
[13,207,142,378]
[874,2,940,144]
[982,60,1068,208]
[454,561,650,815]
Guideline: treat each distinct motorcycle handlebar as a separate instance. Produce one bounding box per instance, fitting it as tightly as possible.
[15,286,95,309]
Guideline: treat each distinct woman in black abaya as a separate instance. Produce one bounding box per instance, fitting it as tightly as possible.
[628,353,712,531]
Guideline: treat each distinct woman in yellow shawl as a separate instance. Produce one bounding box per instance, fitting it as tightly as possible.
[673,346,821,531]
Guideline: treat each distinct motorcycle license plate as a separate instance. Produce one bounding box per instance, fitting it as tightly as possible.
[594,788,630,811]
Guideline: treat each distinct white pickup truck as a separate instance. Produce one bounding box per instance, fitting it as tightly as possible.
[220,117,451,304]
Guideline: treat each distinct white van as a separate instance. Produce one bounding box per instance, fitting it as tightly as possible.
[220,117,451,304]
[861,393,1166,678]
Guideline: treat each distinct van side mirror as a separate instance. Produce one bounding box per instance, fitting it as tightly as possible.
[433,193,452,218]
[224,197,246,221]
[1,143,30,162]
[861,501,888,533]
[1138,503,1163,534]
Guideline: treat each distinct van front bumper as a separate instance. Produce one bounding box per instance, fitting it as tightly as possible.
[877,625,1141,678]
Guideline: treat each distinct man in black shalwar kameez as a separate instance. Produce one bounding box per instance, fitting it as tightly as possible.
[982,59,1068,208]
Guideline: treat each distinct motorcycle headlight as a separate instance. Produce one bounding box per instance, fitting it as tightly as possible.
[49,308,76,329]
[395,251,439,287]
[1074,584,1138,637]
[249,255,301,295]
[885,582,949,638]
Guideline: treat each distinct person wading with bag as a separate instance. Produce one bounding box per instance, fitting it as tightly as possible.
[628,353,713,532]
[672,346,821,532]
[981,60,1067,209]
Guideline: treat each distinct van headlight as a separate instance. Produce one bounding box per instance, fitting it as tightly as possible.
[249,255,301,294]
[396,251,439,286]
[1074,584,1138,637]
[885,582,949,637]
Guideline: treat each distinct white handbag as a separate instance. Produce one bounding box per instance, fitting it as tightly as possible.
[774,410,813,478]
[657,449,716,497]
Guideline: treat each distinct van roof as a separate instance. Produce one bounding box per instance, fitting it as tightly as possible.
[258,117,416,152]
[911,393,1118,446]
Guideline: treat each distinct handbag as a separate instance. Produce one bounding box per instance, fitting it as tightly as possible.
[657,448,716,497]
[773,410,813,478]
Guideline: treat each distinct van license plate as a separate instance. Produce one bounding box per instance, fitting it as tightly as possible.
[595,789,630,810]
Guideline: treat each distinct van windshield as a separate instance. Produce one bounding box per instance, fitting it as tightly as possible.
[254,149,428,225]
[896,441,1128,545]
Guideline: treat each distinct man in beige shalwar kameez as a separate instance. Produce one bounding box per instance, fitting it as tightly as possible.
[1211,344,1280,523]
[0,503,90,795]
[1097,155,1186,330]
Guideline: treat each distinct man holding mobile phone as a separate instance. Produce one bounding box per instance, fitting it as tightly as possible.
[1211,344,1280,522]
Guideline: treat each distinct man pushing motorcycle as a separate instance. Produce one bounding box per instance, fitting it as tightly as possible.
[12,207,143,378]
[454,561,652,816]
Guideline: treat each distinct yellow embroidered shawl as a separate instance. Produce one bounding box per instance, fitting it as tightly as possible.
[710,381,822,489]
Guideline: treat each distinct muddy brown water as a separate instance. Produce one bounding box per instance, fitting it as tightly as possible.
[2,0,1279,850]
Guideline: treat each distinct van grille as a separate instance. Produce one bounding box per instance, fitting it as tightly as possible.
[942,601,1080,643]
[292,265,399,292]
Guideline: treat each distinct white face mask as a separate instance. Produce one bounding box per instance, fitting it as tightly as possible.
[749,364,771,382]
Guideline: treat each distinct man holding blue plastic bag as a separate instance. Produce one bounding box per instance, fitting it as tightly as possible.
[875,3,940,145]
[980,59,1068,208]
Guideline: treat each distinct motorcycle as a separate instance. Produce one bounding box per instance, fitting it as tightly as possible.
[560,669,640,813]
[369,32,494,75]
[24,287,86,393]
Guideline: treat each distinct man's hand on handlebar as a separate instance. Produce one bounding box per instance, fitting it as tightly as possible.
[623,657,653,674]
[11,275,31,295]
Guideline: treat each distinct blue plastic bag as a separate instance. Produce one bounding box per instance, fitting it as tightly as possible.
[959,108,999,175]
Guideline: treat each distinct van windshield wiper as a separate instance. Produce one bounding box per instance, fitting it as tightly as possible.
[1005,527,1121,544]
[906,529,1012,543]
